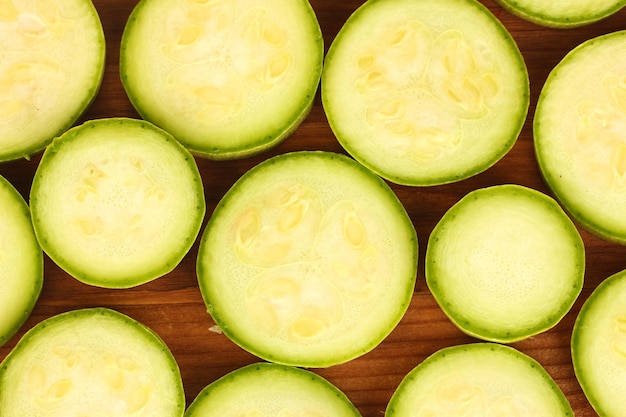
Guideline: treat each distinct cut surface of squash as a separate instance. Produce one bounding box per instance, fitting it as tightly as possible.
[494,0,626,28]
[322,0,529,186]
[0,175,42,347]
[185,363,361,417]
[0,0,105,161]
[535,30,626,244]
[0,308,184,417]
[197,151,417,367]
[386,343,574,417]
[572,269,626,417]
[30,118,206,288]
[121,0,323,159]
[426,184,584,343]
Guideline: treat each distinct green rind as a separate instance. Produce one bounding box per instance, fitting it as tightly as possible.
[120,0,323,160]
[534,31,626,245]
[0,175,43,347]
[0,307,185,417]
[321,0,529,186]
[185,362,361,417]
[197,151,417,367]
[493,0,626,28]
[572,269,626,417]
[386,343,574,417]
[0,0,105,163]
[425,184,585,343]
[30,117,206,288]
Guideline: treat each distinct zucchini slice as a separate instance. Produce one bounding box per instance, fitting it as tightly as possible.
[0,0,105,162]
[572,269,626,417]
[0,175,43,347]
[493,0,626,28]
[197,151,417,367]
[535,31,626,244]
[425,184,585,343]
[185,362,361,417]
[386,343,574,417]
[120,0,323,160]
[321,0,529,186]
[30,118,206,288]
[0,308,184,417]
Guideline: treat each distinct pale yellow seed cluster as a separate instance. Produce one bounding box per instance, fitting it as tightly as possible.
[72,157,165,242]
[574,75,626,193]
[356,21,500,160]
[235,184,386,340]
[162,0,292,124]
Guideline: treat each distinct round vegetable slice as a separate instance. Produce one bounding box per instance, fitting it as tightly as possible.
[185,362,361,417]
[0,0,105,162]
[0,175,43,347]
[120,0,323,160]
[0,308,184,417]
[386,343,574,417]
[30,117,206,288]
[493,0,626,28]
[196,151,417,367]
[321,0,529,186]
[425,184,585,343]
[572,269,626,417]
[535,31,626,244]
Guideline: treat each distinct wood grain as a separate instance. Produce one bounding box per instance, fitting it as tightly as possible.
[1,1,626,416]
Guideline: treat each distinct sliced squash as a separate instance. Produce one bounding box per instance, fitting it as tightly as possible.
[426,184,585,342]
[30,118,206,288]
[0,174,42,347]
[185,362,361,417]
[197,151,417,367]
[535,30,626,244]
[120,0,323,159]
[322,0,529,186]
[572,269,626,417]
[386,343,574,416]
[0,308,184,417]
[0,0,105,162]
[494,0,626,28]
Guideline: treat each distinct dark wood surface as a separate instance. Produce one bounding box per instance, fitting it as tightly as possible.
[2,1,626,415]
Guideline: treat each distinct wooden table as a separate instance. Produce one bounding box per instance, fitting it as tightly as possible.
[1,1,625,415]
